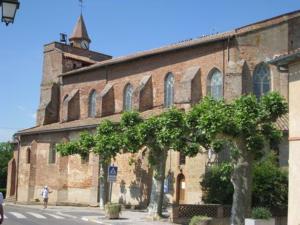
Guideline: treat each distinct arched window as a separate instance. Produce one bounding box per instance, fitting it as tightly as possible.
[164,73,174,108]
[253,63,270,98]
[207,68,223,100]
[88,90,97,117]
[123,83,133,111]
[26,148,31,164]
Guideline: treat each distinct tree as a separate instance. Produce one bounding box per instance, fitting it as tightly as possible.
[95,109,197,218]
[186,92,288,225]
[123,108,197,218]
[0,142,13,188]
[56,112,142,207]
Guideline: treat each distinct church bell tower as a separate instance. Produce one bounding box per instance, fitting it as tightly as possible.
[69,14,91,50]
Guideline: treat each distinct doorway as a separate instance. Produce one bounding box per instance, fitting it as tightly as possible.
[10,159,16,196]
[176,173,185,204]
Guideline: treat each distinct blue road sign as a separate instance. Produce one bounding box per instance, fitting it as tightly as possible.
[108,166,118,182]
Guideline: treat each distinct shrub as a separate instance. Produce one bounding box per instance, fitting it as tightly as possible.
[252,154,288,209]
[201,153,288,210]
[200,163,233,204]
[251,207,272,220]
[0,142,13,188]
[189,216,211,225]
[105,203,121,219]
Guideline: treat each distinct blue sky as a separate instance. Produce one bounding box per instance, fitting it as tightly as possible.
[0,0,299,142]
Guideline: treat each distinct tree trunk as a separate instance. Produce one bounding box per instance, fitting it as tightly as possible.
[99,161,109,209]
[148,150,167,218]
[230,148,254,225]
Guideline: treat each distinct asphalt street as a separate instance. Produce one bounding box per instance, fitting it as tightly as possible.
[2,204,103,225]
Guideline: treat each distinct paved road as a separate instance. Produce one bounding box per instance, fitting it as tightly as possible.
[2,204,103,225]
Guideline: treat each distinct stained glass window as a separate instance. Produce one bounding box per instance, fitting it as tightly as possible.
[164,73,174,108]
[253,63,270,98]
[208,69,223,100]
[88,90,97,117]
[124,83,133,111]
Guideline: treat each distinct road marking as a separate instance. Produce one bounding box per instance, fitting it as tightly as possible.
[9,212,27,219]
[3,214,7,219]
[81,216,112,225]
[44,213,64,219]
[27,212,47,219]
[57,211,77,219]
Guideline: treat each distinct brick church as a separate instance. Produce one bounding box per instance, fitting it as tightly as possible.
[6,10,297,207]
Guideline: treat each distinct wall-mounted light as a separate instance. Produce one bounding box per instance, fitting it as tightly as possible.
[1,0,20,26]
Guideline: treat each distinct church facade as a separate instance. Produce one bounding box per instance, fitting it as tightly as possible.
[6,10,297,207]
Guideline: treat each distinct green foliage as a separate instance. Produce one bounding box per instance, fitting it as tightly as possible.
[56,131,94,160]
[94,120,122,163]
[251,207,272,220]
[105,202,122,214]
[0,142,13,188]
[201,155,288,210]
[120,111,143,153]
[189,216,211,225]
[201,163,233,204]
[252,154,288,209]
[137,108,198,165]
[186,93,288,160]
[56,112,143,164]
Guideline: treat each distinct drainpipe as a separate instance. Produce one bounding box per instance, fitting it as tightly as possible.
[15,135,21,203]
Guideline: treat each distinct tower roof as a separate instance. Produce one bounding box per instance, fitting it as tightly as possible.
[69,14,91,43]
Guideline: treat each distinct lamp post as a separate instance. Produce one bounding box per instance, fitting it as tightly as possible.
[0,0,20,26]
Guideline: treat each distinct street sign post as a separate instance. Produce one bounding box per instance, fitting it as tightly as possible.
[108,165,118,182]
[108,165,118,202]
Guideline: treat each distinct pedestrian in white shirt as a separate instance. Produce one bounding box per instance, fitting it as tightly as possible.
[0,192,4,224]
[41,186,52,209]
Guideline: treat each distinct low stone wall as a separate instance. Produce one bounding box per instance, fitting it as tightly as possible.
[171,204,231,221]
[170,204,231,224]
[170,204,287,225]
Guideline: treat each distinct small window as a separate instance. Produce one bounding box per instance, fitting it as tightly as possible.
[179,152,186,165]
[253,63,270,98]
[26,148,31,164]
[123,83,133,111]
[207,68,223,100]
[88,90,97,117]
[164,73,174,108]
[63,94,69,102]
[49,144,56,164]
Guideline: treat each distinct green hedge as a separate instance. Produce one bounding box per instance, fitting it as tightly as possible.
[200,163,233,204]
[201,153,288,210]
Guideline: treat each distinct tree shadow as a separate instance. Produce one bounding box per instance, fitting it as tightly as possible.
[129,155,152,209]
[118,179,127,205]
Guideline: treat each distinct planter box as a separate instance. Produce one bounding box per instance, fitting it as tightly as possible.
[195,219,212,225]
[105,203,121,219]
[105,211,120,219]
[245,218,275,225]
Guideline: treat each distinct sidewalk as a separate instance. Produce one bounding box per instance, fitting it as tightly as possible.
[82,210,175,225]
